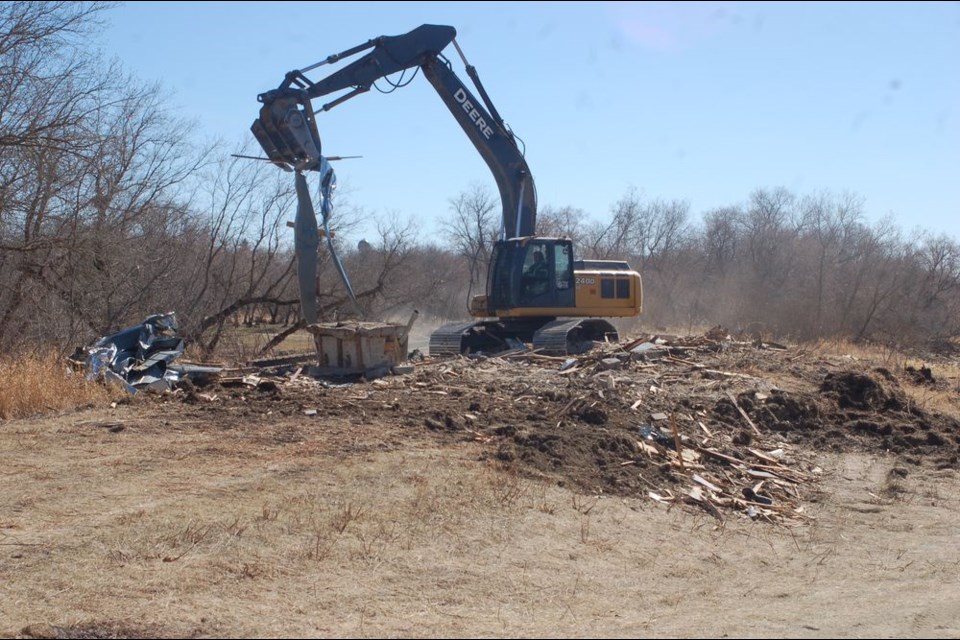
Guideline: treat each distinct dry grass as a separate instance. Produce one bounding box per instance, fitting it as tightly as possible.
[0,353,113,420]
[804,337,914,367]
[898,375,960,420]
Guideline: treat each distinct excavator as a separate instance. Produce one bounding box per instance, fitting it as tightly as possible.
[251,24,642,356]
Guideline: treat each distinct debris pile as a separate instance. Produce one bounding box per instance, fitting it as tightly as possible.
[77,313,220,393]
[154,328,960,523]
[394,335,822,524]
[78,312,419,394]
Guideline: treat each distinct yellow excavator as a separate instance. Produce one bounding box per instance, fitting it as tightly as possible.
[251,24,641,355]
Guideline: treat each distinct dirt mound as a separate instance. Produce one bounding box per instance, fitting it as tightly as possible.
[491,423,651,493]
[820,369,903,411]
[756,368,960,467]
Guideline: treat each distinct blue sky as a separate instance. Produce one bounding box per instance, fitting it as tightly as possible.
[100,1,959,242]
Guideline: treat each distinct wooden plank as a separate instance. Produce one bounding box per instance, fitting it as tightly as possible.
[670,414,684,471]
[746,447,781,464]
[686,487,724,522]
[726,391,761,436]
[693,474,723,493]
[704,369,760,381]
[741,468,779,479]
[636,440,662,457]
[697,447,745,465]
[552,394,588,418]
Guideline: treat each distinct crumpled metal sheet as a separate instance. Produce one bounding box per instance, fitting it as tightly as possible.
[85,313,185,393]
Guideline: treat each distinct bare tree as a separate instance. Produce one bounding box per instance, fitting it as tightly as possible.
[537,204,587,242]
[176,154,298,354]
[583,187,642,259]
[740,187,800,280]
[916,233,960,309]
[902,231,960,346]
[797,190,865,336]
[0,2,113,154]
[340,214,426,317]
[0,2,213,351]
[441,182,498,293]
[701,206,742,275]
[632,198,690,272]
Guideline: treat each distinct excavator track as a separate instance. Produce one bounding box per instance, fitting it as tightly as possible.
[430,318,619,357]
[428,320,518,356]
[532,319,619,355]
[428,321,482,356]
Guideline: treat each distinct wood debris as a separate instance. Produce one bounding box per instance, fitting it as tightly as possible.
[219,328,852,525]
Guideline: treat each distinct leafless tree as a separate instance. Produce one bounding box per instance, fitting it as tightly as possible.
[582,187,642,259]
[441,182,499,293]
[174,154,299,354]
[537,204,587,242]
[701,206,742,276]
[889,231,960,347]
[797,190,865,336]
[0,2,113,154]
[0,2,210,351]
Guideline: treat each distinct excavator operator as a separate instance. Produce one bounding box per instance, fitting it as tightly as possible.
[523,250,549,299]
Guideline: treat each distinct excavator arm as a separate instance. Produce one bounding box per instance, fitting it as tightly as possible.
[251,24,537,238]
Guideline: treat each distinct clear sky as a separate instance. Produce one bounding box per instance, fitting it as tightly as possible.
[100,1,959,242]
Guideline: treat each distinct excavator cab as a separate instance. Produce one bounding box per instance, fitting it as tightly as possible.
[445,235,632,355]
[483,238,576,315]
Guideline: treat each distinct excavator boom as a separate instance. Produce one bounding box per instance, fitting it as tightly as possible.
[252,24,536,237]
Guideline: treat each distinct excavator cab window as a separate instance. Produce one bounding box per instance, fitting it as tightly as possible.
[516,239,575,307]
[484,239,579,313]
[554,244,572,290]
[522,241,551,299]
